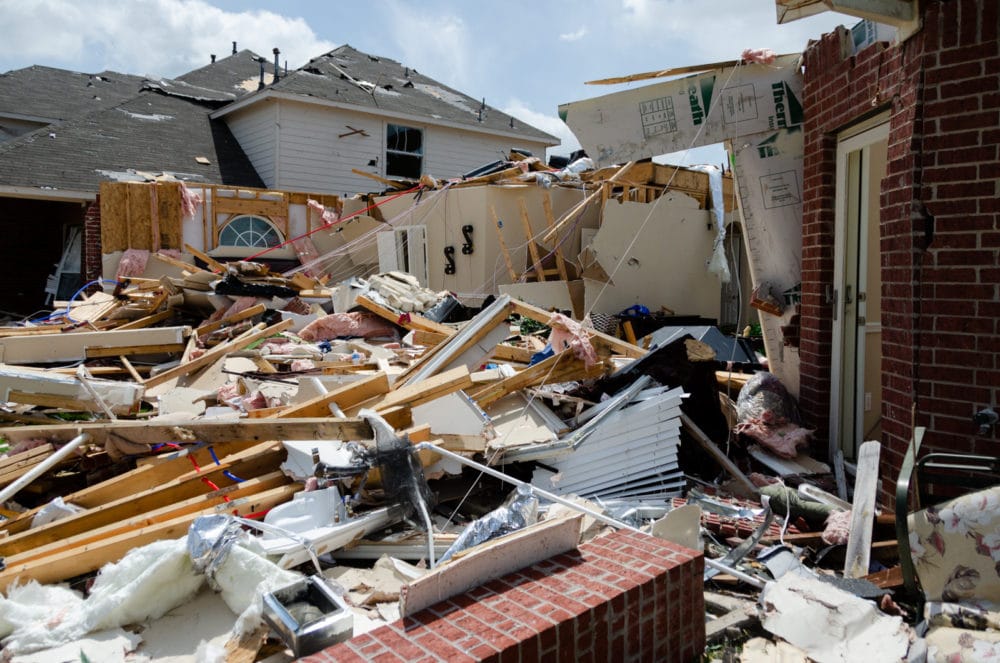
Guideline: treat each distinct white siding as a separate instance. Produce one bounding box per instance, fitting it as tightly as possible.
[423,125,550,180]
[247,99,554,196]
[274,101,382,195]
[225,103,277,187]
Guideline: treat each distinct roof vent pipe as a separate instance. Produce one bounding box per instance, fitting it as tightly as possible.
[210,54,216,64]
[273,47,280,83]
[257,57,266,90]
[232,41,237,55]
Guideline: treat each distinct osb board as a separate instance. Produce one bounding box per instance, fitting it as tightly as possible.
[99,182,183,251]
[100,182,129,252]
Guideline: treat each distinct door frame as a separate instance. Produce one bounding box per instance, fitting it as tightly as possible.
[829,114,889,461]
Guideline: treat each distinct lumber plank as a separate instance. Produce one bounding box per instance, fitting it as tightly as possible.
[844,440,881,578]
[143,318,293,388]
[184,242,227,273]
[0,417,378,448]
[490,204,518,281]
[356,295,454,336]
[272,371,390,419]
[508,298,645,359]
[519,198,545,281]
[354,366,473,414]
[0,441,273,535]
[681,413,759,497]
[0,483,299,591]
[489,343,534,364]
[541,191,569,281]
[195,303,267,337]
[0,466,288,559]
[470,351,602,409]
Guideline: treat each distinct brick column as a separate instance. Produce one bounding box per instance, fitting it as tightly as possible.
[82,196,102,284]
[303,528,705,663]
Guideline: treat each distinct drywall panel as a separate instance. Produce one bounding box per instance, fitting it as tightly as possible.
[583,194,719,319]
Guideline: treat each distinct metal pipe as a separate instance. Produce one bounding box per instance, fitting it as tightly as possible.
[415,496,436,570]
[0,433,92,504]
[413,442,766,588]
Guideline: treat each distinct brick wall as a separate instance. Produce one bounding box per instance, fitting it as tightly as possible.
[303,529,705,663]
[799,0,999,502]
[82,197,102,284]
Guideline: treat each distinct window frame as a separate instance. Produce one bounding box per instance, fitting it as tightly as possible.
[385,123,423,179]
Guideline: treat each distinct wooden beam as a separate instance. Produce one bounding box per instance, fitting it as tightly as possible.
[115,309,174,331]
[0,417,380,447]
[348,366,472,415]
[519,198,545,281]
[681,413,759,497]
[184,243,228,273]
[508,298,645,359]
[143,318,293,388]
[355,295,454,336]
[271,371,391,419]
[541,191,569,281]
[470,351,603,409]
[490,204,518,281]
[195,303,267,337]
[0,483,299,591]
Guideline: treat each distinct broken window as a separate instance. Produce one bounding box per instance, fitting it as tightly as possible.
[218,215,282,248]
[386,124,423,178]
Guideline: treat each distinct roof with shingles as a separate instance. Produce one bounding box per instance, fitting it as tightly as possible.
[0,90,264,193]
[221,44,558,144]
[0,65,145,121]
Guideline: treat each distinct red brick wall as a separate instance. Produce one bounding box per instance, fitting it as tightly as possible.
[799,0,999,501]
[303,529,705,663]
[82,197,102,284]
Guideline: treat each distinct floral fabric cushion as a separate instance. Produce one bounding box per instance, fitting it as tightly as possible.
[907,486,1000,603]
[926,626,1000,662]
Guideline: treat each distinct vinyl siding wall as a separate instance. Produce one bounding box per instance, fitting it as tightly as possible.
[224,103,276,187]
[227,99,553,196]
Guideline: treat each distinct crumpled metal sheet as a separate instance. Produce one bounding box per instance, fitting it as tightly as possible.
[187,514,243,589]
[438,484,538,563]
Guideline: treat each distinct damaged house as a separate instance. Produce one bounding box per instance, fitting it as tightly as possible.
[0,44,558,317]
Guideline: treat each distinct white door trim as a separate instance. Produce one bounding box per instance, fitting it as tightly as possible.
[829,118,889,461]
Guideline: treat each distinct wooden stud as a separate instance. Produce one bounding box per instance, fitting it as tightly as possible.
[490,204,518,281]
[271,371,391,419]
[541,192,569,281]
[519,198,545,281]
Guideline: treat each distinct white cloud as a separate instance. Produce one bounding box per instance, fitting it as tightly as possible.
[0,0,335,77]
[382,2,472,90]
[559,27,588,42]
[502,99,581,158]
[615,0,854,63]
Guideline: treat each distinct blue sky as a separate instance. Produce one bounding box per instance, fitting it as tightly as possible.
[0,0,853,163]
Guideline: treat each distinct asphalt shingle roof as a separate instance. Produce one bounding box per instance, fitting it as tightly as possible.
[257,45,557,144]
[0,90,264,192]
[0,65,145,122]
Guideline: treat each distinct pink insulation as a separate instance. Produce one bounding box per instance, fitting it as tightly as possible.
[547,312,598,368]
[299,312,399,342]
[735,419,813,458]
[179,183,202,217]
[116,249,150,279]
[741,48,777,65]
[307,199,339,225]
[821,509,853,546]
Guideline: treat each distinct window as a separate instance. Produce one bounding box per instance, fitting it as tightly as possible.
[218,215,282,248]
[386,124,423,178]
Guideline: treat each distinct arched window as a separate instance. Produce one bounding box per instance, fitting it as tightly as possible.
[218,215,282,248]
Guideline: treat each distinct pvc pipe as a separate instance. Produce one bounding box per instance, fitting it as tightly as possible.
[413,442,766,589]
[0,433,92,504]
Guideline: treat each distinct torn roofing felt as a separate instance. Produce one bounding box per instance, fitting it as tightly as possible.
[0,90,264,192]
[219,44,558,145]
